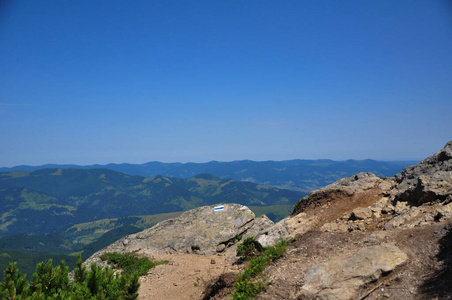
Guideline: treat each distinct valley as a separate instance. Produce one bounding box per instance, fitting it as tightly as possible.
[0,159,413,281]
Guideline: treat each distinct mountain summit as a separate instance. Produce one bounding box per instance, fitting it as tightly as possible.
[87,141,452,299]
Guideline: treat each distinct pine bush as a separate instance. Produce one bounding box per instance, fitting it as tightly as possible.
[0,253,142,299]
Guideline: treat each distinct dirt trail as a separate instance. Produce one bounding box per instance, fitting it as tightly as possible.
[138,254,240,300]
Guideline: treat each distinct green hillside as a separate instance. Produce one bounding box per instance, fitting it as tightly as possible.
[0,204,293,281]
[0,168,304,238]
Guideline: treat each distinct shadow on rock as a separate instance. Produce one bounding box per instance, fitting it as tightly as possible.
[421,223,452,299]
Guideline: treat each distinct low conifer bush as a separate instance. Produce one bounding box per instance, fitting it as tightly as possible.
[0,252,166,299]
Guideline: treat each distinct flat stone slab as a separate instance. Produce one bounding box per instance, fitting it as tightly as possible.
[299,243,408,300]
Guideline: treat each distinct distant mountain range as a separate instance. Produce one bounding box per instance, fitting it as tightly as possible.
[0,159,417,193]
[0,159,418,281]
[0,168,303,238]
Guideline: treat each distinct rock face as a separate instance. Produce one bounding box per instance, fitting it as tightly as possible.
[257,172,393,244]
[259,142,452,245]
[85,203,273,265]
[292,172,394,216]
[254,141,452,300]
[256,212,316,247]
[298,243,408,300]
[394,141,452,204]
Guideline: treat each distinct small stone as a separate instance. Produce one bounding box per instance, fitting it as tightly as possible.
[216,243,226,252]
[211,259,216,264]
[340,212,351,220]
[351,207,372,220]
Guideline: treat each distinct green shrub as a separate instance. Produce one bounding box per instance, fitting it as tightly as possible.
[236,237,263,258]
[100,252,168,276]
[0,253,157,299]
[0,262,30,299]
[232,239,290,300]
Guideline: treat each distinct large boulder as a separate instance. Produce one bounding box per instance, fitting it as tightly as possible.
[298,243,408,300]
[84,203,273,265]
[394,141,452,204]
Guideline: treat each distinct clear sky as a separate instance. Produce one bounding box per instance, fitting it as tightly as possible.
[1,1,451,167]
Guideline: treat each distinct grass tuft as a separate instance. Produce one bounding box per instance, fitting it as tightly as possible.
[100,252,168,276]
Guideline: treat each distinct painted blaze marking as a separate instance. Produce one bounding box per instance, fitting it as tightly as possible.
[214,205,225,211]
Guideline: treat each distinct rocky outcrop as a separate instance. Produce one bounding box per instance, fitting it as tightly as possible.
[394,141,452,204]
[292,172,395,216]
[298,243,408,300]
[256,212,316,247]
[267,141,452,237]
[256,172,393,243]
[85,203,273,265]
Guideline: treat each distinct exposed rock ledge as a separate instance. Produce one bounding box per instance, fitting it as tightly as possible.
[298,243,408,300]
[254,141,452,300]
[85,203,273,266]
[257,141,452,247]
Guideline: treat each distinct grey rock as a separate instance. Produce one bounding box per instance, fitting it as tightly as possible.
[298,243,408,300]
[394,201,410,214]
[216,243,226,253]
[255,218,291,247]
[381,203,395,215]
[223,214,274,256]
[242,214,274,239]
[256,212,316,247]
[395,141,452,204]
[339,212,351,220]
[348,221,366,232]
[293,172,394,217]
[85,203,273,265]
[362,231,387,244]
[384,207,421,230]
[434,201,452,221]
[320,222,348,232]
[370,197,391,217]
[324,172,387,191]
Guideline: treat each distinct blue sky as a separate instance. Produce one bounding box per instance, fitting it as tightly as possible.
[1,0,451,167]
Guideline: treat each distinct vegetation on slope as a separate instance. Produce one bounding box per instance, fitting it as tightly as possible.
[100,252,168,276]
[0,252,167,299]
[0,254,139,299]
[232,238,290,300]
[0,169,304,238]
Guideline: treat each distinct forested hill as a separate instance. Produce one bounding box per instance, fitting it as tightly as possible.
[0,159,417,192]
[0,168,303,237]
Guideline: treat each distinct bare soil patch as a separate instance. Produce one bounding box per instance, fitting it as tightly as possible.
[138,254,241,300]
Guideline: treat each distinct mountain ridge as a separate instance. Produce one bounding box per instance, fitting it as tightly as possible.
[0,159,417,192]
[0,168,303,238]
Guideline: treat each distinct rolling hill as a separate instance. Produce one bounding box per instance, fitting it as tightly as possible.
[0,168,304,238]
